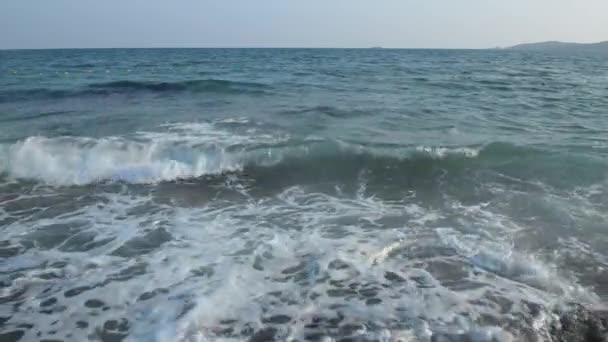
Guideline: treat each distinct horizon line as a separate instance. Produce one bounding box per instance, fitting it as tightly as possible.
[0,46,489,51]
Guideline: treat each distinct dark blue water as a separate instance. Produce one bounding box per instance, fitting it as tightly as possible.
[1,49,607,341]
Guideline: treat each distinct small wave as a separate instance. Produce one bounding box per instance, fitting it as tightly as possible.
[50,63,96,68]
[88,79,269,93]
[0,79,269,103]
[0,110,77,124]
[280,105,368,118]
[0,88,73,103]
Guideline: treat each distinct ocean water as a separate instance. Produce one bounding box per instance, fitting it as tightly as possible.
[0,48,607,341]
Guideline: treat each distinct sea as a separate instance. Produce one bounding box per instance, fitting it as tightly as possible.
[0,48,607,341]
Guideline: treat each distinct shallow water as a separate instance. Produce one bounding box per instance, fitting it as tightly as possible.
[0,48,607,341]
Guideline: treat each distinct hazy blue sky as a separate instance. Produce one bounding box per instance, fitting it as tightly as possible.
[1,0,607,49]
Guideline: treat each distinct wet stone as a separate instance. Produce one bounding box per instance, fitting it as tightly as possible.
[425,260,468,283]
[283,298,299,306]
[310,292,321,300]
[110,228,173,257]
[410,276,434,288]
[385,271,406,283]
[40,297,58,307]
[214,327,235,337]
[104,319,130,332]
[328,259,351,270]
[329,280,346,288]
[65,286,93,298]
[477,313,501,326]
[337,338,359,342]
[329,303,347,310]
[484,292,514,314]
[94,329,128,342]
[249,327,277,342]
[252,256,264,271]
[106,263,147,282]
[38,272,63,280]
[366,298,382,306]
[339,323,366,336]
[0,245,21,258]
[358,288,379,298]
[191,265,214,278]
[446,280,487,291]
[281,262,306,275]
[262,314,292,324]
[93,319,130,342]
[240,323,255,336]
[0,279,12,288]
[311,316,324,324]
[84,299,105,308]
[0,287,27,304]
[327,288,357,297]
[305,332,327,340]
[549,305,608,342]
[326,313,345,327]
[137,288,168,302]
[0,330,25,342]
[523,300,543,318]
[314,275,331,284]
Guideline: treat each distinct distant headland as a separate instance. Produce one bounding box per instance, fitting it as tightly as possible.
[506,41,608,53]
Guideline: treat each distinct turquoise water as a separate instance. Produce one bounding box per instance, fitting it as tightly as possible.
[1,49,607,341]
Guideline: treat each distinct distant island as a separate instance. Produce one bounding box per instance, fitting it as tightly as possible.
[507,41,608,53]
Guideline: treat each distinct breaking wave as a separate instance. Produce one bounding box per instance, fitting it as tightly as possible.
[1,123,603,187]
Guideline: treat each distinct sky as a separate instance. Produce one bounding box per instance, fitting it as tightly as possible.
[1,0,607,49]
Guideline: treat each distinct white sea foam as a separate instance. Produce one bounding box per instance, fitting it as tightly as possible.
[1,172,597,341]
[2,135,240,185]
[416,145,480,158]
[0,122,286,185]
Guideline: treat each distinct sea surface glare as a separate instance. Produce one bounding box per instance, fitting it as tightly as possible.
[1,48,608,341]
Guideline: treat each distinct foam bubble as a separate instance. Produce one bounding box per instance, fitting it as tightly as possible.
[416,145,480,158]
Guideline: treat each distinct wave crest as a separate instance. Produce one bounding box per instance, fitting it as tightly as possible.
[0,137,484,186]
[2,136,241,185]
